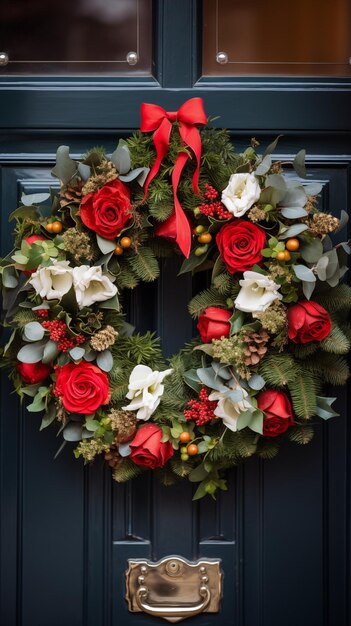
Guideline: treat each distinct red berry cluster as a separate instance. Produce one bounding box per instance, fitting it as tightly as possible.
[42,320,85,352]
[198,184,232,220]
[35,309,49,318]
[184,387,218,426]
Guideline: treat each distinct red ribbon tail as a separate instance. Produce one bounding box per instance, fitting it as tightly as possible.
[179,122,203,195]
[172,152,192,257]
[142,117,172,202]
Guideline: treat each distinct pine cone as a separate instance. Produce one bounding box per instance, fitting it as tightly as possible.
[60,180,84,208]
[104,446,124,469]
[243,329,269,366]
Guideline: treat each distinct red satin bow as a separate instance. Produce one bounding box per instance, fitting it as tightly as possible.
[140,98,207,257]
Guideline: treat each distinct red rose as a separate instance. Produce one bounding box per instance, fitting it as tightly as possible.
[80,179,131,240]
[287,301,332,344]
[22,235,46,276]
[216,219,266,274]
[130,423,174,469]
[54,361,110,414]
[197,307,231,342]
[17,361,51,384]
[257,389,294,437]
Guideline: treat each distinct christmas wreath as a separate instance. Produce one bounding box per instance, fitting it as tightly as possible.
[1,98,350,499]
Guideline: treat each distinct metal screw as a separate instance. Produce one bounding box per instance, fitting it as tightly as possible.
[0,52,9,66]
[216,51,228,64]
[126,51,138,65]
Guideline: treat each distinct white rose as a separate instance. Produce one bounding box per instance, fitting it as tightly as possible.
[29,260,73,300]
[72,265,118,309]
[209,387,253,432]
[123,364,173,421]
[234,271,282,314]
[221,173,261,217]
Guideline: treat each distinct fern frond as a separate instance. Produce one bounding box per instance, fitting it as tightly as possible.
[315,283,351,314]
[188,287,228,319]
[288,425,314,445]
[292,342,319,360]
[117,264,139,290]
[306,353,350,386]
[128,247,160,282]
[213,271,232,295]
[320,324,350,355]
[169,457,193,478]
[288,372,317,420]
[258,353,297,387]
[257,438,280,460]
[112,459,143,483]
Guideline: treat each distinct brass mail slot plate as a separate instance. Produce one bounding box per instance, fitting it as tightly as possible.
[125,555,222,623]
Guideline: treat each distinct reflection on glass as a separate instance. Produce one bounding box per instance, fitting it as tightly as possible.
[0,0,152,75]
[203,0,351,76]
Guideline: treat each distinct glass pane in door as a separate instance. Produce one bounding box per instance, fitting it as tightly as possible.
[203,0,351,76]
[0,0,152,75]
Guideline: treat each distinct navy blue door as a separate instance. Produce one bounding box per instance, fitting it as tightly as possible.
[0,2,350,625]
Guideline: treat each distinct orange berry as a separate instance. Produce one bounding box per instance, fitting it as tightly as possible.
[51,221,63,234]
[114,244,123,256]
[45,223,54,233]
[283,250,291,261]
[179,432,191,443]
[286,238,300,251]
[276,251,286,261]
[197,233,212,244]
[120,236,132,249]
[187,444,198,456]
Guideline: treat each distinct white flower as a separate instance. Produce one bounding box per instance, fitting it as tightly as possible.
[209,386,253,432]
[29,260,73,300]
[221,173,261,217]
[72,265,118,309]
[234,271,282,314]
[123,364,173,421]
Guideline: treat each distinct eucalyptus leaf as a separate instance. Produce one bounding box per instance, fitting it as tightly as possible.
[315,256,329,281]
[51,145,77,184]
[255,155,272,175]
[21,192,50,206]
[69,346,85,361]
[237,410,254,430]
[111,139,131,175]
[300,238,323,263]
[63,422,83,442]
[40,403,57,430]
[23,321,45,342]
[248,409,264,434]
[293,149,306,178]
[84,350,97,362]
[293,265,316,283]
[280,223,308,239]
[2,266,18,289]
[96,349,113,372]
[262,135,283,158]
[266,174,287,194]
[119,166,150,186]
[77,162,91,181]
[42,340,60,364]
[302,280,316,300]
[119,443,131,457]
[17,341,46,363]
[315,396,339,420]
[188,463,209,483]
[304,183,323,196]
[184,369,201,392]
[248,374,265,390]
[121,321,135,337]
[280,186,307,208]
[280,207,308,219]
[336,209,349,232]
[96,234,117,254]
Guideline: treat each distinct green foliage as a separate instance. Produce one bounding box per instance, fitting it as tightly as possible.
[113,459,143,483]
[169,456,193,478]
[315,283,351,315]
[292,342,319,360]
[320,324,350,354]
[288,372,317,420]
[257,438,280,460]
[188,287,228,319]
[258,353,297,387]
[306,353,350,386]
[11,308,37,327]
[128,247,160,282]
[116,264,140,290]
[288,425,314,445]
[212,271,232,295]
